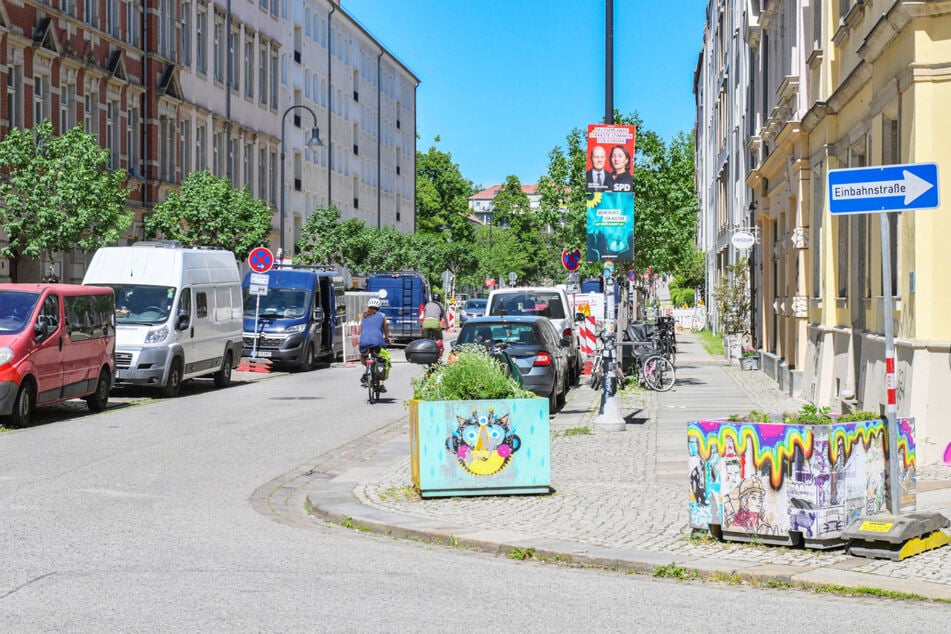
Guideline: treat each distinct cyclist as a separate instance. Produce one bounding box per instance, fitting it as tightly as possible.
[421,293,445,339]
[359,297,391,390]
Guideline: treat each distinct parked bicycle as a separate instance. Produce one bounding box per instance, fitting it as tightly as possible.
[589,331,625,395]
[629,341,676,392]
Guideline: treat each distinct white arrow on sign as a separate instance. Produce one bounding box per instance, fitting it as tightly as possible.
[831,170,934,206]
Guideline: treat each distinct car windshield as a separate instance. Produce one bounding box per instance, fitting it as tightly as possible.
[0,290,40,334]
[464,299,486,311]
[244,289,311,318]
[490,292,565,319]
[458,323,538,346]
[111,285,177,325]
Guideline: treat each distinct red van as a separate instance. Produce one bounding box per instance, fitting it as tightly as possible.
[0,284,116,426]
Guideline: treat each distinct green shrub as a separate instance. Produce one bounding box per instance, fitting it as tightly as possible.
[411,346,536,401]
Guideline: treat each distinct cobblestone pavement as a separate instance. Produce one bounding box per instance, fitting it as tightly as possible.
[301,332,951,598]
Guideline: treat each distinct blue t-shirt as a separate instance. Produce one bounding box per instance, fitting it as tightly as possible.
[359,311,387,351]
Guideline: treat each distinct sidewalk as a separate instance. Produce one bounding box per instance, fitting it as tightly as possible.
[301,332,951,600]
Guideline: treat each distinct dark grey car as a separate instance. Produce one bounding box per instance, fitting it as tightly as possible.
[458,298,486,324]
[455,315,569,412]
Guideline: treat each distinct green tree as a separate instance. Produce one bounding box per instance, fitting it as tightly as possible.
[146,170,272,259]
[0,121,131,282]
[296,205,368,269]
[416,137,476,243]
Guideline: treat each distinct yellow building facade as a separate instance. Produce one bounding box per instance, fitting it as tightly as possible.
[749,1,951,465]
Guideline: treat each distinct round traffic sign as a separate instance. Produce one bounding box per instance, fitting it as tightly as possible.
[248,246,274,273]
[562,248,582,271]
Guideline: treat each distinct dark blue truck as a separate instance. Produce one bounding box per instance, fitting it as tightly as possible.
[242,268,345,369]
[365,271,431,343]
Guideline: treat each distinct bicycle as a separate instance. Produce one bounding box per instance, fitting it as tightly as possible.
[632,349,676,392]
[589,333,625,395]
[363,348,388,404]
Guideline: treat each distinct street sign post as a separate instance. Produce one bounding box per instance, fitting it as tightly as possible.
[828,164,939,515]
[828,163,938,215]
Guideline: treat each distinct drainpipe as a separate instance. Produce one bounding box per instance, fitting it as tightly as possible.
[327,2,335,206]
[142,0,149,233]
[225,0,232,183]
[377,47,383,229]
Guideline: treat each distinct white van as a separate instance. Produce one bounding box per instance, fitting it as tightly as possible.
[485,286,583,384]
[83,242,243,396]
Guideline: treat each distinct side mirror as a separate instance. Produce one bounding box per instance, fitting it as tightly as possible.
[560,335,572,347]
[34,316,50,339]
[575,312,585,322]
[313,306,325,322]
[176,311,190,330]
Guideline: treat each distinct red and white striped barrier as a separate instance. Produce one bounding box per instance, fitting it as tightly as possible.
[446,304,456,331]
[579,316,596,355]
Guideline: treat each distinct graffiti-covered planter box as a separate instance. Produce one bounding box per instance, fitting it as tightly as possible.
[409,399,551,498]
[687,418,917,549]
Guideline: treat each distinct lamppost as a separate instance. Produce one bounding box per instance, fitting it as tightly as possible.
[280,105,324,258]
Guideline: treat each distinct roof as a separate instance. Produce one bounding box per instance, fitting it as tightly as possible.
[470,184,538,200]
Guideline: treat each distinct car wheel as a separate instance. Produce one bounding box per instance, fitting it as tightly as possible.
[161,359,183,397]
[10,380,35,427]
[556,373,567,409]
[214,351,233,387]
[85,368,111,412]
[299,343,315,372]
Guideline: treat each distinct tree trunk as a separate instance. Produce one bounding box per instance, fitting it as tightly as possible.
[9,253,20,283]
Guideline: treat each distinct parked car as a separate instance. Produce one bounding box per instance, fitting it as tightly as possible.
[458,298,486,324]
[455,315,569,412]
[485,286,583,385]
[0,283,116,426]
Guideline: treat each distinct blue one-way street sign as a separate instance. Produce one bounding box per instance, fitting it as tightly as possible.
[828,163,939,214]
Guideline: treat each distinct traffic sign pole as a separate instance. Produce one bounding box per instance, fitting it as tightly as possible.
[880,211,900,514]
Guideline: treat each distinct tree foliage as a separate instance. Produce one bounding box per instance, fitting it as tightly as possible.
[146,170,271,259]
[0,121,131,281]
[416,137,476,243]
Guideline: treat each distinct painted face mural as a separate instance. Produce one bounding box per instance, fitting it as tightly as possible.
[446,408,521,476]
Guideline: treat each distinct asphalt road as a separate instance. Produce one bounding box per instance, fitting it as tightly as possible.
[1,359,949,632]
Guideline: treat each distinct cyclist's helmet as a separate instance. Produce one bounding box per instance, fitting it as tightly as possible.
[433,293,441,302]
[367,297,382,309]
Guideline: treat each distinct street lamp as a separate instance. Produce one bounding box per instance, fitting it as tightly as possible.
[280,105,324,258]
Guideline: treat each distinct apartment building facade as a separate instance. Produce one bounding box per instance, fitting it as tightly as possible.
[696,0,951,465]
[0,0,417,280]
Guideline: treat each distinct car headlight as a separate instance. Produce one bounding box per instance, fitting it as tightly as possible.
[0,347,12,366]
[144,325,169,344]
[282,323,306,334]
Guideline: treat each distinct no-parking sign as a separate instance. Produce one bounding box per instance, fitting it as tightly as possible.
[248,247,274,273]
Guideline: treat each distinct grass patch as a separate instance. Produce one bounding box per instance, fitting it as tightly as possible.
[506,547,536,560]
[696,328,725,357]
[555,426,592,438]
[688,530,718,545]
[807,583,932,601]
[763,579,792,590]
[653,562,696,579]
[0,425,9,433]
[707,571,744,584]
[339,515,371,532]
[379,485,419,503]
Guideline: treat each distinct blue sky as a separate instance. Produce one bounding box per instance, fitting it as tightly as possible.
[340,0,707,189]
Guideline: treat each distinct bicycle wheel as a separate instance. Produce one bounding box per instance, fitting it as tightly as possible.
[644,355,676,392]
[367,366,377,404]
[589,356,603,391]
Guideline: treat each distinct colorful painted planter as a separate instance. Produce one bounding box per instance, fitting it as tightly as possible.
[409,398,551,498]
[687,418,917,549]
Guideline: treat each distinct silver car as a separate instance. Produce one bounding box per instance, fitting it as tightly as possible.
[459,298,486,324]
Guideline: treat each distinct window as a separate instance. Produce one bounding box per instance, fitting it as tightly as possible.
[182,2,192,67]
[244,37,254,99]
[107,0,121,38]
[270,48,278,109]
[294,152,301,191]
[196,4,207,74]
[61,1,74,16]
[159,115,176,180]
[8,66,23,129]
[181,119,191,176]
[127,103,139,174]
[196,124,207,170]
[294,26,302,64]
[213,129,224,176]
[214,15,224,83]
[84,87,98,137]
[33,75,50,125]
[59,83,74,132]
[228,137,238,185]
[244,141,253,189]
[106,100,119,168]
[259,42,268,105]
[126,0,140,46]
[269,150,277,205]
[84,0,98,27]
[258,147,267,199]
[229,27,239,91]
[196,291,208,319]
[66,293,115,341]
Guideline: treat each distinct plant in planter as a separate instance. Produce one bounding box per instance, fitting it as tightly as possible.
[714,259,751,360]
[687,404,916,549]
[739,346,760,370]
[407,345,550,498]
